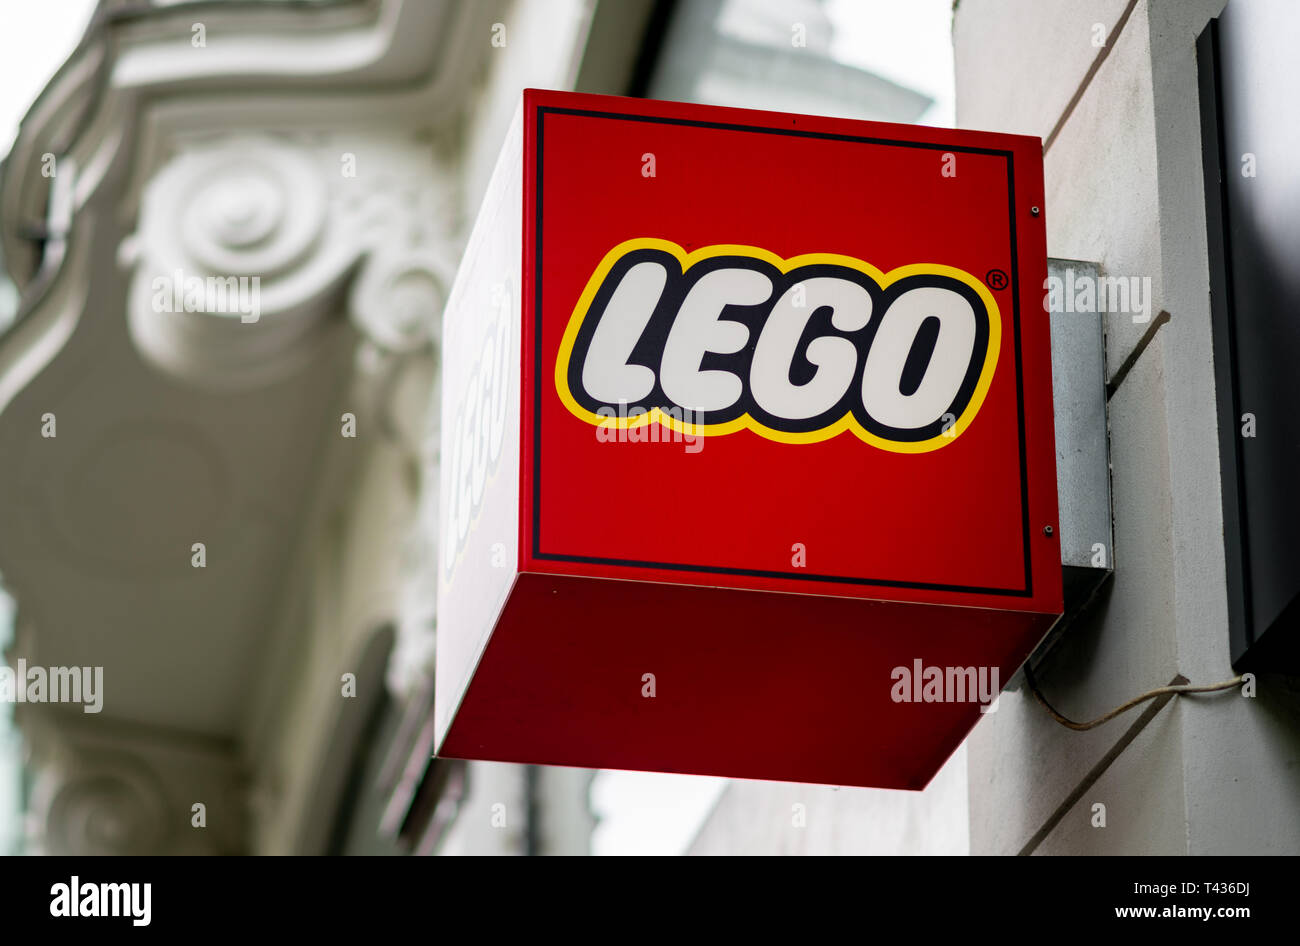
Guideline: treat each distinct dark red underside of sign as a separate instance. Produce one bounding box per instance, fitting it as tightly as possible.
[438,572,1057,790]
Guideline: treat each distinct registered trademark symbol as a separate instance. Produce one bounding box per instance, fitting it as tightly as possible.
[984,269,1008,291]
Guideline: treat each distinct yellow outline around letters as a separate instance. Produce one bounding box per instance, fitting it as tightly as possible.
[553,238,1002,453]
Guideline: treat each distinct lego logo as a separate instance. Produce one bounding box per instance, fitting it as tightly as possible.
[556,239,1001,451]
[444,280,513,579]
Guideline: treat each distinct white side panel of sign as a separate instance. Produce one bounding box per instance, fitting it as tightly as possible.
[435,105,522,747]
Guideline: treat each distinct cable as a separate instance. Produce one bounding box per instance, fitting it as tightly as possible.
[1022,663,1244,732]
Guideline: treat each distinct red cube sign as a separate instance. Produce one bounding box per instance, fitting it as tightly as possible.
[435,90,1061,789]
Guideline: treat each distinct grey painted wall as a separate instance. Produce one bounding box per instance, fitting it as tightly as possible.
[689,745,968,856]
[957,0,1300,855]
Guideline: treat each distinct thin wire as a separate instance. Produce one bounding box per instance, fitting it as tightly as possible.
[1022,664,1245,732]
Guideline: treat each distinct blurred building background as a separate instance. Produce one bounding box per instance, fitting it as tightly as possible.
[0,0,957,856]
[0,0,1294,856]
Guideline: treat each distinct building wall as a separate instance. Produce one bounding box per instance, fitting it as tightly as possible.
[955,0,1300,855]
[689,746,968,856]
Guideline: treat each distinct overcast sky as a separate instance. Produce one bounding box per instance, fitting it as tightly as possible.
[827,0,955,126]
[0,0,96,156]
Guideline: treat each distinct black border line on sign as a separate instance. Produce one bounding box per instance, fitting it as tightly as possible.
[531,104,1033,598]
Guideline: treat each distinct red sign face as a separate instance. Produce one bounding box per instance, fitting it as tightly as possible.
[436,90,1061,789]
[522,96,1056,609]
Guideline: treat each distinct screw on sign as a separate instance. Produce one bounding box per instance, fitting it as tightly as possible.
[435,90,1060,790]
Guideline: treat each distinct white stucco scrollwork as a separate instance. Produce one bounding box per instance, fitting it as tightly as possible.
[29,755,170,856]
[124,137,362,391]
[349,247,451,355]
[123,132,459,390]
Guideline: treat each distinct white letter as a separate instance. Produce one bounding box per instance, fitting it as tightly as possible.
[978,667,1001,713]
[862,286,977,432]
[582,261,664,404]
[751,277,870,420]
[661,268,770,412]
[50,883,70,917]
[133,883,151,927]
[83,667,103,714]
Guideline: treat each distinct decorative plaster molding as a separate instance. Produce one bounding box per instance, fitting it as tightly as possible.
[21,712,247,856]
[29,753,171,856]
[122,136,357,389]
[120,132,457,389]
[0,0,502,856]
